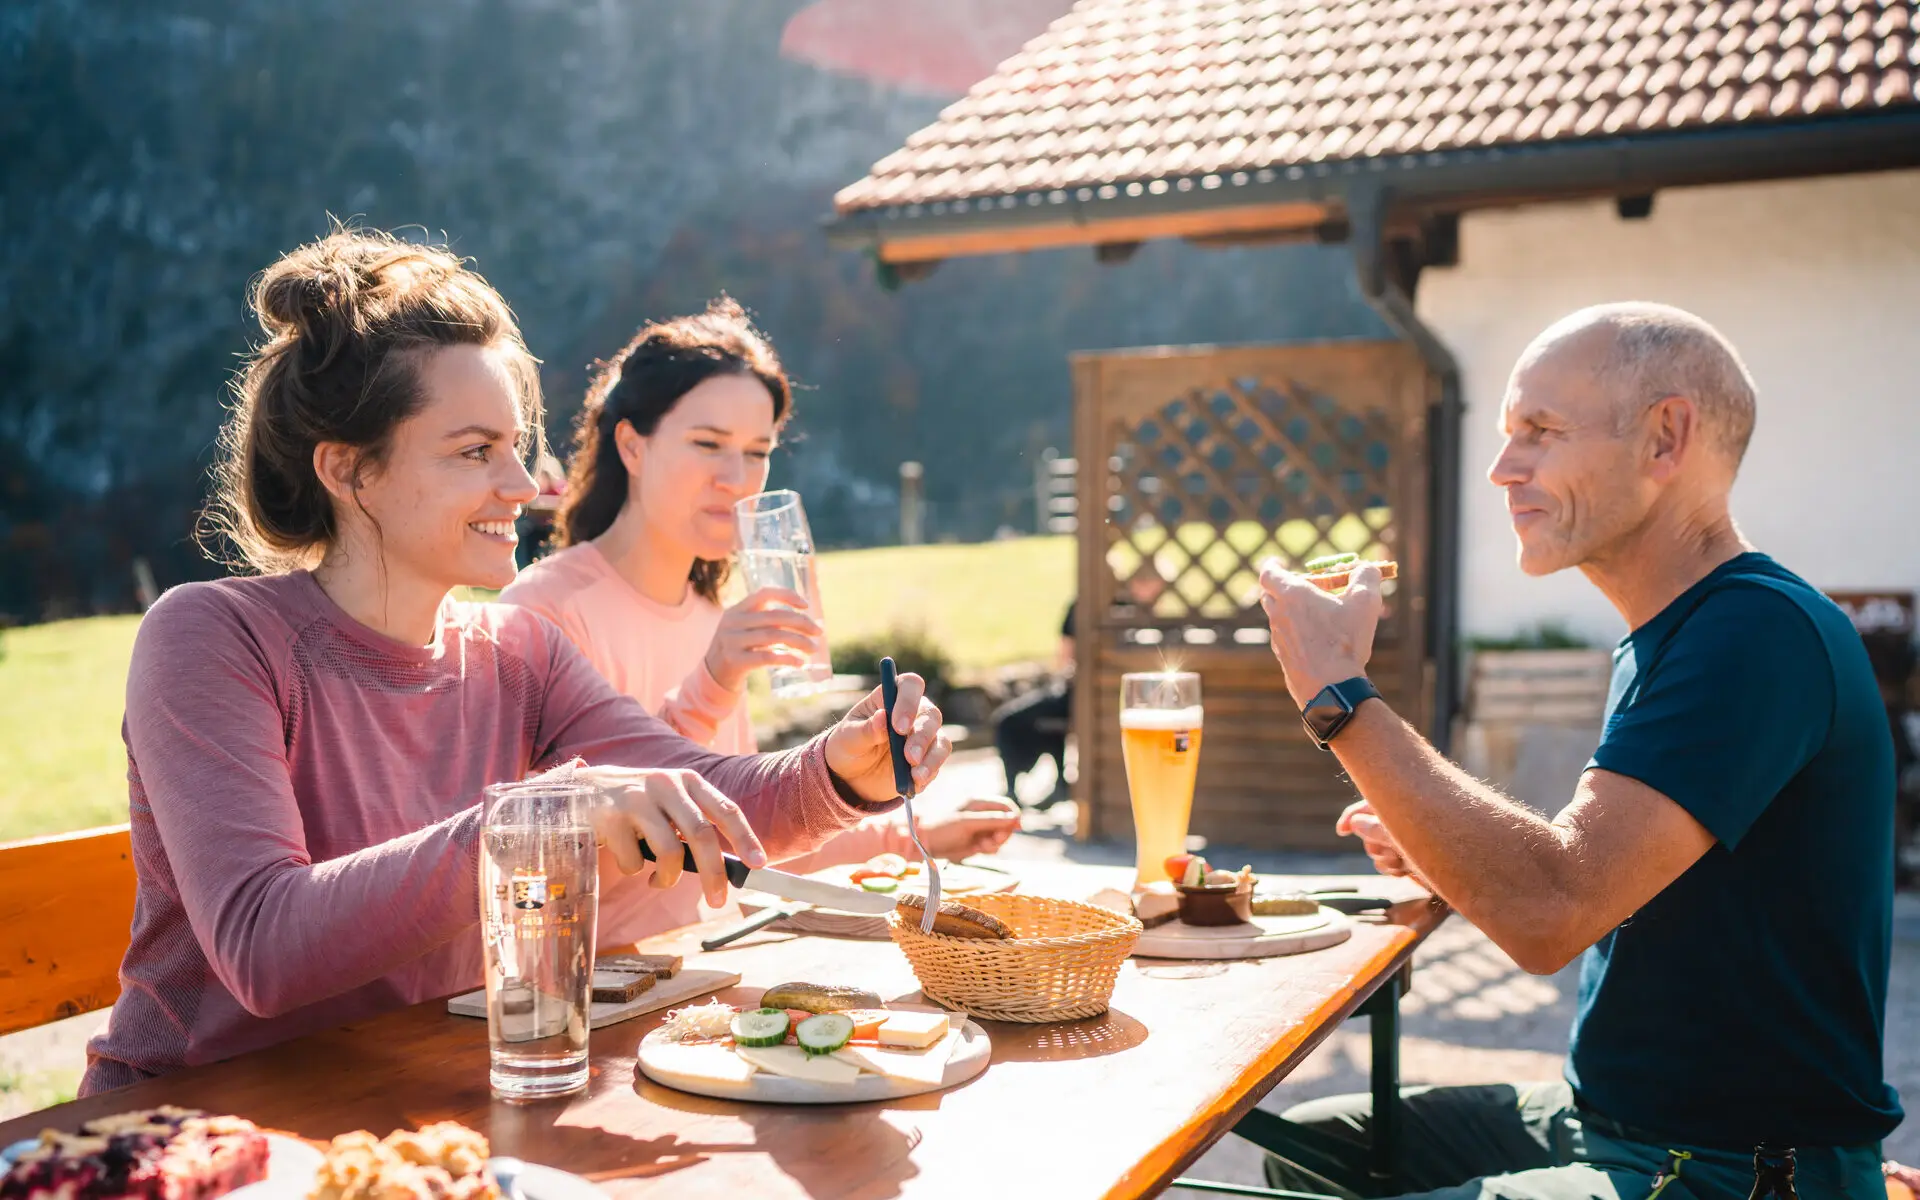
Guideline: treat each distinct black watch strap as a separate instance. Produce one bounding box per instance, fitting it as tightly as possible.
[1301,676,1381,750]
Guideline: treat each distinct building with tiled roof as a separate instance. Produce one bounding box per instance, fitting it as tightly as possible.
[829,0,1920,263]
[828,0,1920,851]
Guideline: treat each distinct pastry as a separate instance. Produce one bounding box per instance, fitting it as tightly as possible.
[892,893,1013,939]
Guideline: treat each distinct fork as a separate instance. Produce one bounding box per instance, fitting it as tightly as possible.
[880,657,940,933]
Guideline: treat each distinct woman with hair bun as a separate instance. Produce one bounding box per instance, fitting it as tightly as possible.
[83,230,949,1093]
[499,301,1020,942]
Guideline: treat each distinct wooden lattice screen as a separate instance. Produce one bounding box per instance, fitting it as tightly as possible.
[1070,341,1433,851]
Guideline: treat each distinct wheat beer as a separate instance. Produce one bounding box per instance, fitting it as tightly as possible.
[1120,672,1203,883]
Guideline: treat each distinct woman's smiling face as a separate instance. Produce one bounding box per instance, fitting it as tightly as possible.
[331,344,540,594]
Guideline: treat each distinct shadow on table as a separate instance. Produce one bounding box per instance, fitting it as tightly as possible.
[979,1006,1147,1063]
[623,1075,923,1197]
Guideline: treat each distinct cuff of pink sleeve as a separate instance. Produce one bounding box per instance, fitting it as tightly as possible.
[664,663,741,744]
[801,736,902,819]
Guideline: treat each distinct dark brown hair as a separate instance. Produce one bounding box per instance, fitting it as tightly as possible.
[556,297,791,603]
[203,228,542,573]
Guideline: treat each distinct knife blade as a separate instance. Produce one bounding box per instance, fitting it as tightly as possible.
[634,838,900,914]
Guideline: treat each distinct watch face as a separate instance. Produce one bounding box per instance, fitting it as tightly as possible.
[1302,691,1351,744]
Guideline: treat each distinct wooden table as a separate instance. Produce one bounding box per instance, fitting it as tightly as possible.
[1,864,1445,1200]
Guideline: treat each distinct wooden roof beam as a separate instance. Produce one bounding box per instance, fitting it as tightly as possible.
[869,200,1332,265]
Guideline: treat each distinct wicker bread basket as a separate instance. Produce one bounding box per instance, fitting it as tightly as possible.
[887,893,1143,1022]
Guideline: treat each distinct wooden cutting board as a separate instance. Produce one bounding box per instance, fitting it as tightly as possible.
[1131,907,1353,960]
[445,967,740,1031]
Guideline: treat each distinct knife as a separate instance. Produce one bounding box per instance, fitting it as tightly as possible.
[635,838,899,914]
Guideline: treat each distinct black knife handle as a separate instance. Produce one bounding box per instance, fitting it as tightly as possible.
[878,657,914,797]
[700,905,788,951]
[635,838,751,888]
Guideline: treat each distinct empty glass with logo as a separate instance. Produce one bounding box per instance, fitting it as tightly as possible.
[479,779,599,1100]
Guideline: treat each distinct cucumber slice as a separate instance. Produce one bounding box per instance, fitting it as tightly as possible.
[795,1012,854,1056]
[860,876,899,893]
[730,1008,790,1048]
[1304,552,1358,572]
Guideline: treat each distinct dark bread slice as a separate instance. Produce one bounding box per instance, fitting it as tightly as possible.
[590,968,656,1004]
[599,953,681,980]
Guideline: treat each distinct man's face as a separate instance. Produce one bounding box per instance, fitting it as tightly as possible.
[1487,331,1658,577]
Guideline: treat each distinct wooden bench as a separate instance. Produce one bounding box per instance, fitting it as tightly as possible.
[0,825,135,1037]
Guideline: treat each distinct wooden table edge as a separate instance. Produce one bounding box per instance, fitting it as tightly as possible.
[1107,901,1446,1199]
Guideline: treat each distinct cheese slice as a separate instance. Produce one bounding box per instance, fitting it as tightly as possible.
[832,1029,960,1085]
[734,1044,860,1085]
[643,1041,757,1085]
[875,1009,950,1049]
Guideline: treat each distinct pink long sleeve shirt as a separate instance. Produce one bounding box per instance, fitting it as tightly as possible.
[497,545,910,944]
[82,571,896,1094]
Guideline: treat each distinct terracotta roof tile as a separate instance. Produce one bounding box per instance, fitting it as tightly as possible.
[836,0,1920,213]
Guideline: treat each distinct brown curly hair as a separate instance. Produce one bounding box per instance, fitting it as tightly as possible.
[556,297,790,604]
[202,227,543,573]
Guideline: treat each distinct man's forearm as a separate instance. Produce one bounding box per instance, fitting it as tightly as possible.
[1332,699,1586,972]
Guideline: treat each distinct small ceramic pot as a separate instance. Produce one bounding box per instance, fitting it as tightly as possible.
[1175,883,1254,926]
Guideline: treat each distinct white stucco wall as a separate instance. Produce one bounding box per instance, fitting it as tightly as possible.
[1417,168,1920,649]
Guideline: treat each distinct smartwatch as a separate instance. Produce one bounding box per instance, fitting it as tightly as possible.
[1301,676,1381,750]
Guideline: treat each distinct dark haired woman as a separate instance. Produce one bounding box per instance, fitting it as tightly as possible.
[499,300,1018,941]
[83,233,948,1093]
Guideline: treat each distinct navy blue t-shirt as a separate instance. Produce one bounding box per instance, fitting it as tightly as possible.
[1566,553,1901,1148]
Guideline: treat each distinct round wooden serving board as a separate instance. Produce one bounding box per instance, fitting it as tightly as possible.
[635,1020,991,1105]
[1131,906,1353,960]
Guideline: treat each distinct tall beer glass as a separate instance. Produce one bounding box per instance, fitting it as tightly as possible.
[480,780,598,1101]
[735,489,833,698]
[1120,671,1204,883]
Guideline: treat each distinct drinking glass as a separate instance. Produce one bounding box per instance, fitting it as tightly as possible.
[1120,672,1205,883]
[734,489,833,698]
[479,780,598,1100]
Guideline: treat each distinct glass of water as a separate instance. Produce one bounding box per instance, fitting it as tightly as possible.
[734,489,833,698]
[480,780,598,1101]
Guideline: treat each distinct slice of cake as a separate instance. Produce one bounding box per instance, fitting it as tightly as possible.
[0,1107,271,1200]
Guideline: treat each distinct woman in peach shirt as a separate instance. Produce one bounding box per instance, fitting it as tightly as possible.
[501,299,1017,943]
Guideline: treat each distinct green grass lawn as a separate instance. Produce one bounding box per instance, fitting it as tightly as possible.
[813,535,1074,669]
[0,615,143,842]
[0,537,1076,843]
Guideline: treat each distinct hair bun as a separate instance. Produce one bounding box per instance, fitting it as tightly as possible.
[251,230,463,358]
[252,238,375,356]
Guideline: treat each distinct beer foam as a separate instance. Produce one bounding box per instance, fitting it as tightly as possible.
[1119,706,1204,730]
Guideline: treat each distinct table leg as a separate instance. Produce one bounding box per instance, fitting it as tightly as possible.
[1172,964,1407,1200]
[1361,969,1403,1190]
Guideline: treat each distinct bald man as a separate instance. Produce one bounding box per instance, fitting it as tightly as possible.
[1257,304,1901,1198]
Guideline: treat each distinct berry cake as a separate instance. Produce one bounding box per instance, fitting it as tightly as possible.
[0,1107,271,1200]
